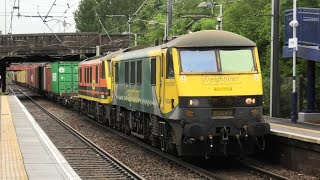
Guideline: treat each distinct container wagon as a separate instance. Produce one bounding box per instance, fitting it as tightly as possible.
[39,63,52,96]
[26,65,42,92]
[49,61,80,105]
[16,70,27,85]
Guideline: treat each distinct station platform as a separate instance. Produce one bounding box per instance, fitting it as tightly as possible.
[0,95,80,180]
[265,116,320,144]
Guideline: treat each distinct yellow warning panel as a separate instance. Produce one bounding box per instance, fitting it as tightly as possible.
[0,96,28,179]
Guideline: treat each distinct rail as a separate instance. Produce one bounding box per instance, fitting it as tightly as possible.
[18,88,144,180]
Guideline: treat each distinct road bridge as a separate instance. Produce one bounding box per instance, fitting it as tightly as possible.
[0,32,130,92]
[0,32,129,59]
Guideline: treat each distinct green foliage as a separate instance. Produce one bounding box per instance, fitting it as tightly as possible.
[74,0,146,33]
[74,0,98,32]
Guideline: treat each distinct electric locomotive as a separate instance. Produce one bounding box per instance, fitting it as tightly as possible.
[111,30,270,157]
[77,50,125,125]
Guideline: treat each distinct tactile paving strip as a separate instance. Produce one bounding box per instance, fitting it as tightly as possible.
[0,96,28,180]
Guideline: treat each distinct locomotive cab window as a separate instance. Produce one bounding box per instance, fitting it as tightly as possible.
[166,49,174,79]
[219,49,255,72]
[108,61,111,77]
[130,61,135,84]
[96,66,98,83]
[90,67,93,83]
[85,68,88,83]
[179,48,256,73]
[137,60,142,85]
[180,50,218,73]
[101,61,106,79]
[125,62,129,84]
[151,58,156,85]
[115,63,119,83]
[87,68,90,83]
[90,67,92,83]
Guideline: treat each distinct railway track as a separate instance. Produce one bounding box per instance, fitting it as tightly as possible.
[15,87,144,180]
[12,85,289,180]
[84,115,290,180]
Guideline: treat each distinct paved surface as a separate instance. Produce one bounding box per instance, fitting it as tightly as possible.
[0,96,80,180]
[265,116,320,144]
[1,96,27,179]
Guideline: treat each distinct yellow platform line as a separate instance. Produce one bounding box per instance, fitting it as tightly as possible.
[0,96,28,180]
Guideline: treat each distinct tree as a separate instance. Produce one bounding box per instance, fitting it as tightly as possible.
[74,0,98,32]
[74,0,145,33]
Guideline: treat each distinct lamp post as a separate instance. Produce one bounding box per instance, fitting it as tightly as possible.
[197,1,222,30]
[5,0,7,34]
[289,0,299,123]
[62,18,71,33]
[105,14,131,41]
[122,32,138,46]
[149,20,167,41]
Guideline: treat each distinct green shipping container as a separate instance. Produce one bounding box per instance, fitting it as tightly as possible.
[51,61,79,96]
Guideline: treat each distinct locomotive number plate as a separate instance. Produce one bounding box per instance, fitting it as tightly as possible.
[212,110,234,118]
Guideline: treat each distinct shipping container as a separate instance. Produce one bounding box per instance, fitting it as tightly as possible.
[51,61,79,96]
[26,65,39,89]
[17,70,26,84]
[26,64,45,91]
[42,64,52,92]
[13,73,17,82]
[6,65,34,71]
[285,8,320,46]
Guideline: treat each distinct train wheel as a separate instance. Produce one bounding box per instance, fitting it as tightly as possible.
[160,122,177,155]
[151,135,159,147]
[107,107,115,128]
[124,112,131,135]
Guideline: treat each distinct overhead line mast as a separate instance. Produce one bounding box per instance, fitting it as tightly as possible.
[270,0,280,117]
[128,0,149,44]
[4,0,6,34]
[167,0,173,38]
[9,0,18,35]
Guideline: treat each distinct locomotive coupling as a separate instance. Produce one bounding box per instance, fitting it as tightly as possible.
[220,126,229,141]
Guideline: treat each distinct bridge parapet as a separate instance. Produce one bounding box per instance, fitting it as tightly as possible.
[0,32,130,57]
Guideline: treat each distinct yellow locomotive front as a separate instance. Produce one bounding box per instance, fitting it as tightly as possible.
[161,30,270,156]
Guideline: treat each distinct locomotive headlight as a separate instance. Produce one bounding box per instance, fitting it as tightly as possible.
[245,98,256,105]
[189,99,200,106]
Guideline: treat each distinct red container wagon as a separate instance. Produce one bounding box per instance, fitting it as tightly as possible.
[44,64,52,92]
[26,65,36,88]
[40,63,52,96]
[26,64,43,92]
[13,72,18,82]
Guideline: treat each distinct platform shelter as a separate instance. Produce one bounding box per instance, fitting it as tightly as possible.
[283,8,320,123]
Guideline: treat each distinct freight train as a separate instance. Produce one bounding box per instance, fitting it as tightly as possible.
[11,30,270,157]
[12,62,79,106]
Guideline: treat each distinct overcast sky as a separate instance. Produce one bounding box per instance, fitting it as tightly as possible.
[0,0,80,34]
